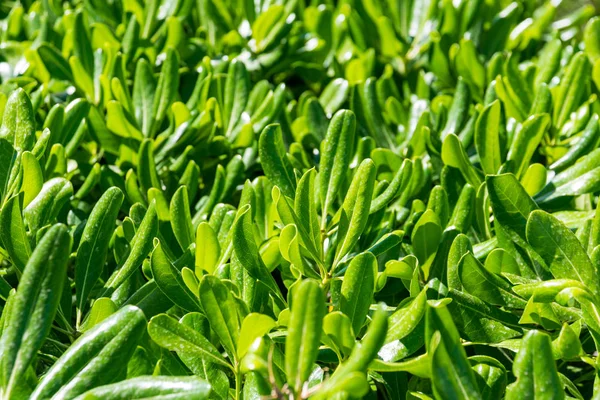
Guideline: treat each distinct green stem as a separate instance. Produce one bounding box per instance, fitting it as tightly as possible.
[235,367,243,400]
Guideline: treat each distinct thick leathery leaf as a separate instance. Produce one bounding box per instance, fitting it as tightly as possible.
[0,194,30,273]
[319,110,355,220]
[258,124,296,199]
[148,314,230,369]
[340,251,376,334]
[526,210,600,298]
[285,279,325,394]
[505,330,564,400]
[72,376,211,400]
[0,224,71,397]
[30,306,146,400]
[76,187,124,314]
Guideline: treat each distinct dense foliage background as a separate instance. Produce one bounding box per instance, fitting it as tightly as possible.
[2,0,600,399]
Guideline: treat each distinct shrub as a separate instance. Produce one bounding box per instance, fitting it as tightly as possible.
[0,0,599,399]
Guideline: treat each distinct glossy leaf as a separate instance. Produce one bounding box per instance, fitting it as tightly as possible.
[0,224,71,397]
[285,279,325,394]
[505,330,564,400]
[30,306,146,400]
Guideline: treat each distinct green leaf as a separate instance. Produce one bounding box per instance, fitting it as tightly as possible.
[340,251,376,334]
[0,88,35,204]
[319,110,356,220]
[20,151,42,207]
[553,322,584,360]
[474,100,502,175]
[447,289,522,343]
[322,312,355,357]
[224,60,250,138]
[458,252,526,308]
[30,305,146,400]
[72,376,212,400]
[411,209,443,266]
[294,168,321,259]
[426,303,481,400]
[258,124,296,199]
[0,194,31,273]
[79,298,117,332]
[170,186,194,250]
[76,187,124,314]
[232,205,284,302]
[23,177,73,233]
[554,53,590,130]
[487,173,538,242]
[285,279,325,394]
[506,114,550,178]
[505,330,565,400]
[133,59,157,138]
[370,354,431,378]
[104,202,158,294]
[316,305,388,397]
[319,79,349,116]
[442,133,483,187]
[237,313,276,359]
[370,159,413,214]
[151,241,201,312]
[379,288,427,362]
[72,11,94,76]
[198,275,242,362]
[137,139,161,194]
[334,159,376,267]
[441,79,471,140]
[0,224,72,397]
[37,44,73,81]
[151,48,179,137]
[148,314,231,369]
[585,17,600,63]
[520,163,547,196]
[195,222,220,275]
[537,148,600,203]
[526,210,600,298]
[469,356,507,400]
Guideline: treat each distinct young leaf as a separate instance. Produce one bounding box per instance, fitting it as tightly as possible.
[195,222,220,275]
[294,168,321,258]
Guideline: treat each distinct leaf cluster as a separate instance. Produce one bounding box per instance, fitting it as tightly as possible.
[1,0,600,399]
